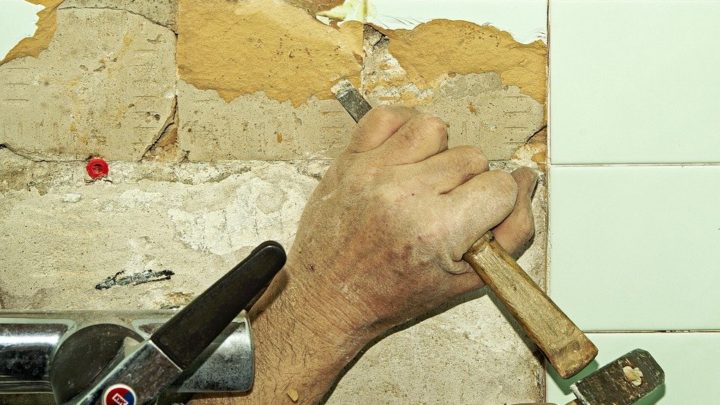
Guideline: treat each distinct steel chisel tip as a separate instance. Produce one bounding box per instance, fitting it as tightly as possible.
[332,79,372,123]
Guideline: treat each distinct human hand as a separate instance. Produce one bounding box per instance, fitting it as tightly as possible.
[284,106,539,339]
[192,106,540,405]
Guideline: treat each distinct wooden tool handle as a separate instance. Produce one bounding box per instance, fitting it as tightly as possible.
[463,233,598,379]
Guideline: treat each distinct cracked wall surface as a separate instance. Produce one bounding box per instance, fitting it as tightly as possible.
[59,0,178,30]
[361,25,546,161]
[0,1,548,404]
[177,81,356,161]
[0,5,176,161]
[0,147,547,404]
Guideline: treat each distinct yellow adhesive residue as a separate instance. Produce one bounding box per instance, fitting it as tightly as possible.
[286,0,345,16]
[177,0,363,107]
[0,0,64,65]
[376,20,547,103]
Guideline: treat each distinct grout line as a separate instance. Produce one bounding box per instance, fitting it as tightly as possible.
[583,329,720,334]
[550,162,720,168]
[543,0,552,296]
[546,0,553,168]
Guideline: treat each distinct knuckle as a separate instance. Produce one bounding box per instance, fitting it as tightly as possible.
[456,146,489,172]
[366,105,411,126]
[419,115,448,137]
[362,105,394,127]
[493,171,518,196]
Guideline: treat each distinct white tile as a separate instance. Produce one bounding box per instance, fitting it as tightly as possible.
[0,0,43,60]
[318,0,547,44]
[549,165,720,331]
[547,332,720,404]
[550,0,720,164]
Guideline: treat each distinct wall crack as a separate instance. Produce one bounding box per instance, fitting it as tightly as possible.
[58,5,177,33]
[142,94,179,162]
[0,144,55,163]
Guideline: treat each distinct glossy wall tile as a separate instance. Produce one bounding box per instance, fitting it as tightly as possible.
[549,165,720,331]
[550,0,720,164]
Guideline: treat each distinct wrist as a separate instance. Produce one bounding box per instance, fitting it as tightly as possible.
[283,259,377,343]
[243,264,372,404]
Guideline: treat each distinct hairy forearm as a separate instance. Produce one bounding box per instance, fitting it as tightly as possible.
[190,265,371,405]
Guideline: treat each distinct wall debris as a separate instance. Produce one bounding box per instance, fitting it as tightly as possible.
[0,3,549,402]
[362,26,545,160]
[95,269,175,290]
[59,0,179,31]
[0,157,320,310]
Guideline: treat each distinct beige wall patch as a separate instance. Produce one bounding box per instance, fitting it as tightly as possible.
[376,20,547,104]
[0,8,176,161]
[177,0,363,107]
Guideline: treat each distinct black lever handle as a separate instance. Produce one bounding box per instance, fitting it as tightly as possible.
[152,241,286,369]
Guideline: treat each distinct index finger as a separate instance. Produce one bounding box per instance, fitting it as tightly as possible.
[346,106,417,153]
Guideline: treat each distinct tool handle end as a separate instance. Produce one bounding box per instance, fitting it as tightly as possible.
[464,233,597,379]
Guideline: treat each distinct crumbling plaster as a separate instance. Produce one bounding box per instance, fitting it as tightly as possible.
[0,148,547,404]
[1,0,547,163]
[0,6,176,161]
[0,0,549,403]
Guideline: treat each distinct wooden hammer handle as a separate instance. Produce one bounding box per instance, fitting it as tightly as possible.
[463,233,597,378]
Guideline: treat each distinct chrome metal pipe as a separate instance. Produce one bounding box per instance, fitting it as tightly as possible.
[0,321,70,392]
[0,311,253,397]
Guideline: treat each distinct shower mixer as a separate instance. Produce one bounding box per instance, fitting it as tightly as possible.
[0,241,286,404]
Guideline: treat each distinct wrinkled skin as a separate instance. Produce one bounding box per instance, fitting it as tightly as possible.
[193,106,539,405]
[285,106,538,336]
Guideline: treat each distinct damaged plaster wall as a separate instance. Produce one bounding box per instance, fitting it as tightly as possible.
[175,0,363,161]
[174,0,546,162]
[0,0,548,403]
[0,148,323,310]
[362,26,545,160]
[0,5,176,161]
[177,0,363,105]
